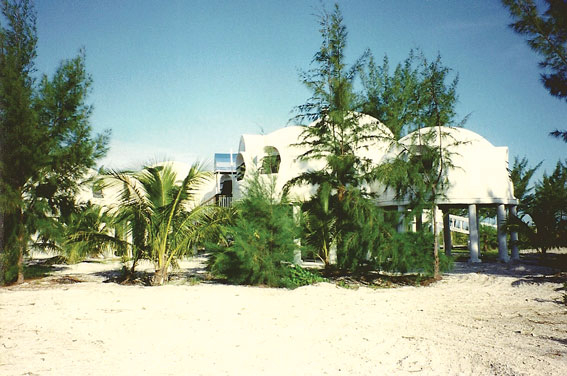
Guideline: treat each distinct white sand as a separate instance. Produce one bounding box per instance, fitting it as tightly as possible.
[1,256,566,375]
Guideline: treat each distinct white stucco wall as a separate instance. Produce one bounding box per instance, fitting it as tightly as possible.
[81,114,517,210]
[233,114,517,207]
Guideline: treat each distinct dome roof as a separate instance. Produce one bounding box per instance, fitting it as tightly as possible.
[234,118,517,207]
[399,126,494,149]
[374,126,517,206]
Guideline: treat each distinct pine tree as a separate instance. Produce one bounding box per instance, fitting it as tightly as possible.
[286,4,388,271]
[209,173,299,287]
[0,0,38,284]
[511,159,567,254]
[376,54,464,279]
[0,0,109,284]
[360,51,423,140]
[530,161,567,253]
[502,0,567,141]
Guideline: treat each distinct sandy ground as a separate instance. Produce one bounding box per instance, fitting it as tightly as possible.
[1,253,566,376]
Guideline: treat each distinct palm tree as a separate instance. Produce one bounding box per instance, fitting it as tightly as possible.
[32,203,121,264]
[107,162,216,285]
[300,182,336,266]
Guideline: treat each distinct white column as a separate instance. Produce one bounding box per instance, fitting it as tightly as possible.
[510,205,520,261]
[468,204,481,263]
[434,206,442,236]
[397,205,406,233]
[442,209,452,256]
[293,239,302,265]
[497,204,510,262]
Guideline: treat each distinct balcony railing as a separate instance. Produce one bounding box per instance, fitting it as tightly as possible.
[217,195,233,208]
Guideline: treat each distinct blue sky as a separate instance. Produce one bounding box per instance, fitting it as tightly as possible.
[34,0,565,180]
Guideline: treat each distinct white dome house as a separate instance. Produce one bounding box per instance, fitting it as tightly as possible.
[216,114,519,264]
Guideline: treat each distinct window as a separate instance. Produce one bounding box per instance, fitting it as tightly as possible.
[261,146,281,174]
[236,162,246,181]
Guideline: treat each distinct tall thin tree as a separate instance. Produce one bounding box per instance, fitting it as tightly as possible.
[286,4,386,270]
[376,54,464,279]
[0,0,108,284]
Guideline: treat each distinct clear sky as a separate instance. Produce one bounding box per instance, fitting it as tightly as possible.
[33,0,565,180]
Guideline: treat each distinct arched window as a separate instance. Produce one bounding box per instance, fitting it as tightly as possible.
[236,154,246,181]
[261,146,281,174]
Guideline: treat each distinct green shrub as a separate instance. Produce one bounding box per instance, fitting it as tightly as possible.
[335,188,390,272]
[208,174,299,287]
[281,265,327,288]
[0,247,20,284]
[452,231,468,247]
[376,231,452,276]
[479,225,498,252]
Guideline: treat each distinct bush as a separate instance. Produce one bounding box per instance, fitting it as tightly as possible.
[376,231,452,276]
[479,225,498,252]
[208,174,299,287]
[0,247,20,284]
[336,190,390,272]
[281,265,327,288]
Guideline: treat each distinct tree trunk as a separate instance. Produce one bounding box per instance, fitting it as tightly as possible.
[0,213,4,286]
[16,238,24,284]
[153,267,168,286]
[16,214,25,284]
[322,241,329,267]
[337,185,346,202]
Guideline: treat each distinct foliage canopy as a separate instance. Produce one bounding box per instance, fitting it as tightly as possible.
[0,0,109,284]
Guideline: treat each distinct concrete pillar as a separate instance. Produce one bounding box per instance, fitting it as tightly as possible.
[497,204,510,262]
[442,209,452,256]
[397,205,406,233]
[294,240,302,265]
[509,205,520,261]
[468,204,481,263]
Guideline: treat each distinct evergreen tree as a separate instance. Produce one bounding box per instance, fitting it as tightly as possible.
[529,161,567,253]
[0,0,109,284]
[510,156,542,214]
[508,156,540,250]
[0,0,38,284]
[502,0,567,141]
[209,173,299,287]
[286,4,388,271]
[511,159,567,254]
[376,55,464,279]
[360,51,423,139]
